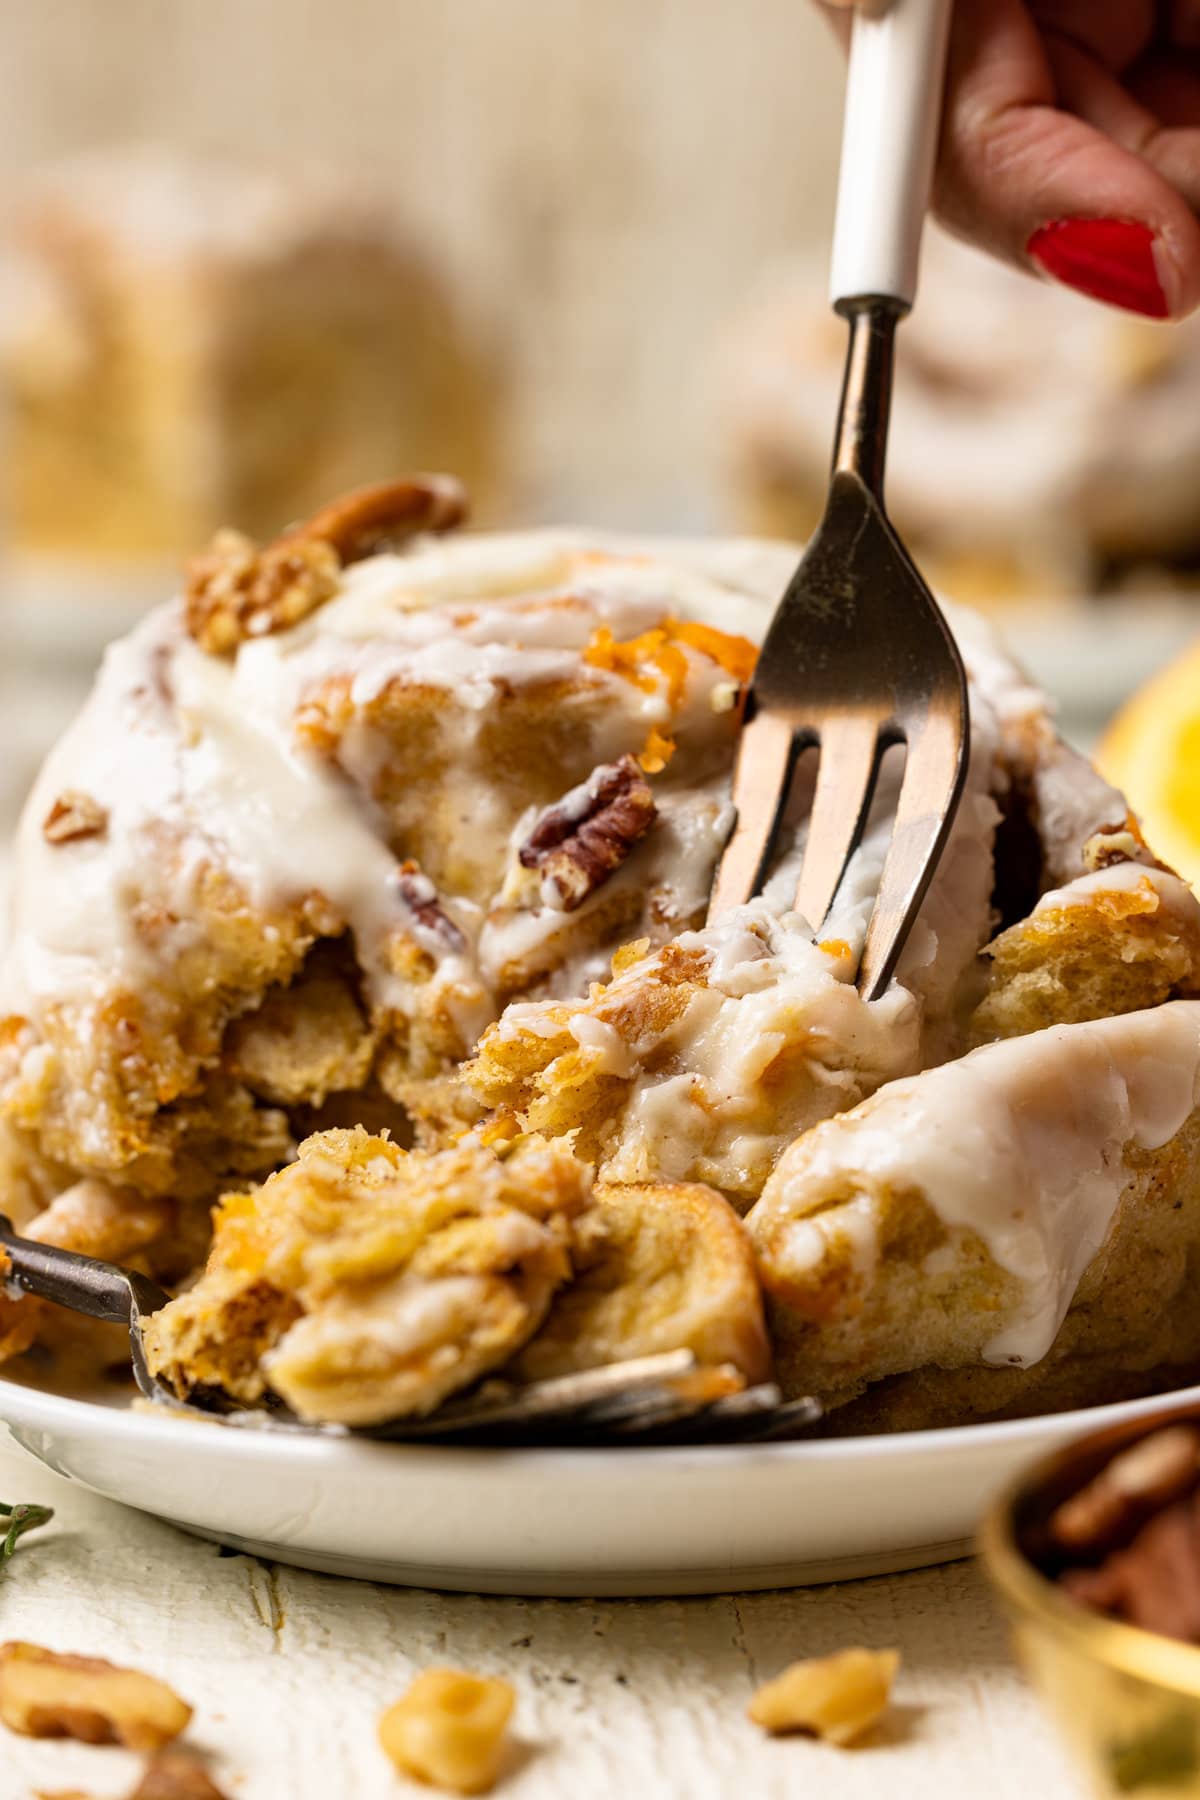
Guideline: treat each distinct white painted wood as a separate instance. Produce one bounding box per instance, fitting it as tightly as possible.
[0,1442,1085,1800]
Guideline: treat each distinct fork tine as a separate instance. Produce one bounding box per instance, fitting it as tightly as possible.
[857,704,967,1001]
[708,711,799,920]
[793,716,883,936]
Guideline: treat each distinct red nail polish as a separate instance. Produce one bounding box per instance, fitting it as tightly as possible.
[1027,218,1169,318]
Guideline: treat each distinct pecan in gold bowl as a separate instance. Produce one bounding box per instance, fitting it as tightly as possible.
[983,1398,1200,1798]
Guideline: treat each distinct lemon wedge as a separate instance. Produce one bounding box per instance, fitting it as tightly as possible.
[1100,639,1200,889]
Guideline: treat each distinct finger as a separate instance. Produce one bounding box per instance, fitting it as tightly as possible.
[1165,2,1200,52]
[1028,0,1154,71]
[1047,32,1200,211]
[933,0,1200,317]
[1128,46,1200,128]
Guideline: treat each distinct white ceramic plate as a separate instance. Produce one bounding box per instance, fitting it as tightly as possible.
[2,1375,1198,1596]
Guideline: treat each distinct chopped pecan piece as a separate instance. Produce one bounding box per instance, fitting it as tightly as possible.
[748,1647,899,1744]
[0,1642,192,1750]
[519,756,656,912]
[395,861,468,956]
[184,477,468,655]
[42,791,108,845]
[378,1668,515,1795]
[130,1751,231,1800]
[1082,824,1144,873]
[184,529,339,655]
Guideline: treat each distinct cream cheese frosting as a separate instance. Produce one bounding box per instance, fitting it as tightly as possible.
[751,1000,1200,1366]
[7,531,1047,1030]
[7,521,1183,1391]
[0,531,774,1101]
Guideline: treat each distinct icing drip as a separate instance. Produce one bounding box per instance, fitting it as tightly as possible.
[755,1002,1200,1365]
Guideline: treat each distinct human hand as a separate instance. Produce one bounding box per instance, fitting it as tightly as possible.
[821,2,1200,318]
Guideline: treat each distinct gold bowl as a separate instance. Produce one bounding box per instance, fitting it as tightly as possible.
[983,1396,1200,1797]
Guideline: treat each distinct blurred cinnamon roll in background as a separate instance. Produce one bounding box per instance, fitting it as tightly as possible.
[720,229,1200,606]
[0,146,501,640]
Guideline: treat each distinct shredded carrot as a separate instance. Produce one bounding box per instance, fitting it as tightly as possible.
[583,617,759,712]
[612,937,651,976]
[672,620,759,685]
[638,727,677,774]
[817,938,852,959]
[479,1111,521,1147]
[583,626,661,694]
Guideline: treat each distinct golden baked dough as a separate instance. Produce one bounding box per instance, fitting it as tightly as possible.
[142,1132,770,1424]
[971,865,1200,1043]
[142,1128,589,1426]
[469,921,920,1208]
[9,506,1200,1434]
[514,1180,770,1386]
[0,515,758,1248]
[749,1003,1200,1427]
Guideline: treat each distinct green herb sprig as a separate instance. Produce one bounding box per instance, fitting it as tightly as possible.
[0,1500,54,1575]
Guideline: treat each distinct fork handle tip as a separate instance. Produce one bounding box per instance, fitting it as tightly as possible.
[829,0,954,309]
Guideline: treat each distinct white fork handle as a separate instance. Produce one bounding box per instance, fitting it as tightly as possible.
[829,0,953,310]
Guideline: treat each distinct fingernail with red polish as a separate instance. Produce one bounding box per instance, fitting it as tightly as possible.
[1027,218,1170,318]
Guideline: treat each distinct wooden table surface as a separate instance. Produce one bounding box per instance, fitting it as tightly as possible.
[0,1442,1085,1800]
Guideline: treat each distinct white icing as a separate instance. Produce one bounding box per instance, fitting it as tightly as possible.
[581,904,922,1192]
[1036,862,1195,915]
[1,532,765,1050]
[1029,739,1134,884]
[565,1014,636,1078]
[266,1273,492,1369]
[755,1002,1200,1365]
[3,522,1183,1372]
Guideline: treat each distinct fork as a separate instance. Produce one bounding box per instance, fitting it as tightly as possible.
[0,1215,822,1446]
[709,0,968,1000]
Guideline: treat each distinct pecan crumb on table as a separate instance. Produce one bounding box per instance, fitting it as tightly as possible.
[748,1647,899,1745]
[379,1667,516,1795]
[0,1641,192,1750]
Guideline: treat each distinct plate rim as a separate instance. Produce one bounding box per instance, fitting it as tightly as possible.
[5,1371,1200,1474]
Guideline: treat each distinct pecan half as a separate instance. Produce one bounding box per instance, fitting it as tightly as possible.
[0,1642,192,1750]
[184,476,468,655]
[519,756,656,912]
[395,862,468,955]
[1049,1425,1200,1553]
[42,791,108,845]
[130,1751,232,1800]
[1061,1492,1200,1642]
[290,474,467,564]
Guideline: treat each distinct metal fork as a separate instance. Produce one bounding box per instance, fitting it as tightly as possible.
[709,0,968,1000]
[0,1216,822,1446]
